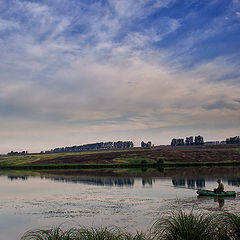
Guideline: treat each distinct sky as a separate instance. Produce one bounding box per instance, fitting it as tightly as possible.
[0,0,240,153]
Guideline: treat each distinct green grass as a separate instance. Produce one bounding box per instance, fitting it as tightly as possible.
[0,152,156,170]
[0,155,40,166]
[0,152,98,166]
[113,157,154,164]
[0,158,239,171]
[0,146,239,170]
[0,148,154,167]
[0,153,80,166]
[112,167,153,174]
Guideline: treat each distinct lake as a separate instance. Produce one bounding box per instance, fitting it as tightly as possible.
[0,167,240,240]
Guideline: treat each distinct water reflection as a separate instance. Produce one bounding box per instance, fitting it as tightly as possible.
[172,179,185,186]
[50,177,135,187]
[1,168,240,240]
[172,179,205,188]
[8,175,28,181]
[142,178,153,187]
[198,196,226,209]
[5,174,240,190]
[228,179,240,187]
[215,198,225,209]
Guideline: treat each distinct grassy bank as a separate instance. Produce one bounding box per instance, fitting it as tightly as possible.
[1,145,240,170]
[21,211,240,240]
[0,156,154,170]
[0,160,240,170]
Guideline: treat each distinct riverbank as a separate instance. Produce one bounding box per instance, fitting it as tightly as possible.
[1,145,239,170]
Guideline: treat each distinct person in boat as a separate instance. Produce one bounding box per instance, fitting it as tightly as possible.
[214,179,224,193]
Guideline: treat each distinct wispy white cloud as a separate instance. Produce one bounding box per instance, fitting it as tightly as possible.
[109,0,175,19]
[0,0,240,152]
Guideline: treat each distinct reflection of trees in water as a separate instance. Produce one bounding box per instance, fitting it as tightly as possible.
[196,179,205,188]
[173,178,240,188]
[172,179,205,188]
[8,176,28,181]
[172,179,185,186]
[187,179,195,188]
[228,178,240,187]
[49,177,135,187]
[142,178,153,186]
[7,175,240,189]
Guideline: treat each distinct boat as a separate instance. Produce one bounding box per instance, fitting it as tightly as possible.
[197,190,236,197]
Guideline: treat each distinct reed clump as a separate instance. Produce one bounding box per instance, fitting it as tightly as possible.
[151,210,215,240]
[20,211,240,240]
[20,226,148,240]
[214,212,240,240]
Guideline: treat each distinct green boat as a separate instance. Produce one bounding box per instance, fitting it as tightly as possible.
[197,190,236,197]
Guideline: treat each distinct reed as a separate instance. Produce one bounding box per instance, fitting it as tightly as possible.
[20,211,240,240]
[21,226,149,240]
[151,210,216,240]
[20,226,75,240]
[214,212,240,240]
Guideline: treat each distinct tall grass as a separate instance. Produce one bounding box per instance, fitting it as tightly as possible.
[20,226,149,240]
[20,211,240,240]
[214,212,240,240]
[152,210,215,240]
[20,226,75,240]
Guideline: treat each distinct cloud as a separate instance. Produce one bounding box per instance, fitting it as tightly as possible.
[203,100,239,111]
[109,0,175,19]
[234,98,240,103]
[0,0,240,152]
[0,19,19,32]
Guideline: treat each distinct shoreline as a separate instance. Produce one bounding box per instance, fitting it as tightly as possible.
[0,145,239,170]
[0,160,240,170]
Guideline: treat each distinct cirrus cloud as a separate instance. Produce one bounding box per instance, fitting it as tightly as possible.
[0,0,240,153]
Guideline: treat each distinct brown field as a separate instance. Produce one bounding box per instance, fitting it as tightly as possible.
[33,144,240,165]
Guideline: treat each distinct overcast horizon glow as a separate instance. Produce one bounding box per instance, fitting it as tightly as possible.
[0,0,240,153]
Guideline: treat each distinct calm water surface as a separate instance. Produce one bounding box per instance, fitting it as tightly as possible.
[0,167,240,240]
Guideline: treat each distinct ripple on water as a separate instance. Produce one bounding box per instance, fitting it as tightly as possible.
[1,172,240,239]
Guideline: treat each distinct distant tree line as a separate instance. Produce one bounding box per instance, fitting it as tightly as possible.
[171,135,204,146]
[141,141,152,148]
[44,141,134,153]
[7,151,28,156]
[226,136,240,144]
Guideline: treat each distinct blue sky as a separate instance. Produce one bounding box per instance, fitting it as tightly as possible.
[0,0,240,153]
